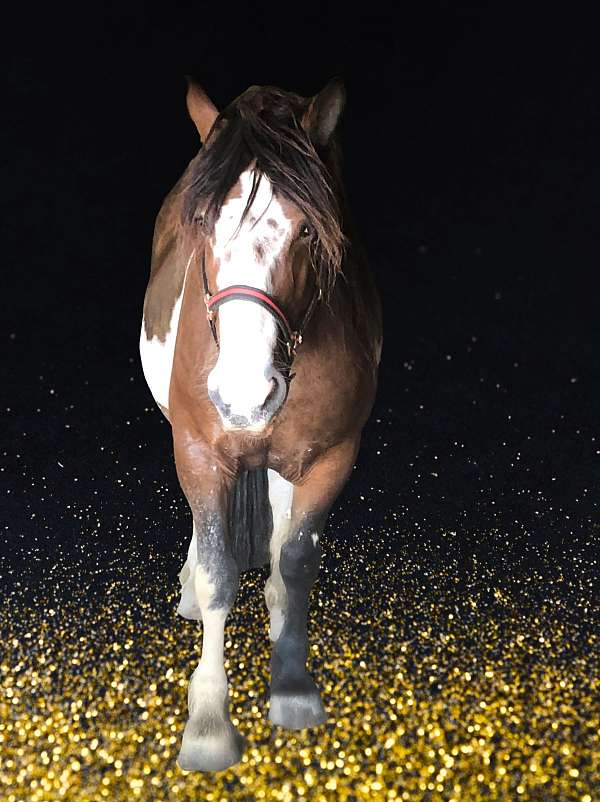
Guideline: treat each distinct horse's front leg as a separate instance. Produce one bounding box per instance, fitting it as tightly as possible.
[266,437,360,729]
[173,431,243,772]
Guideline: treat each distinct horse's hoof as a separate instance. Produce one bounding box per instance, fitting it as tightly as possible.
[177,719,245,772]
[269,675,327,729]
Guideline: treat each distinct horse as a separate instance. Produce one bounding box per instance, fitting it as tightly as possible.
[139,77,382,771]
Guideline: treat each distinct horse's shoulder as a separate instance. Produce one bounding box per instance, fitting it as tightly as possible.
[142,156,199,341]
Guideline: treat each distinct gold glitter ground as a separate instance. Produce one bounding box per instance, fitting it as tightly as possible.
[1,530,598,802]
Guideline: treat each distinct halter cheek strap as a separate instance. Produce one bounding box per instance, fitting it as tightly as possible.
[200,251,321,370]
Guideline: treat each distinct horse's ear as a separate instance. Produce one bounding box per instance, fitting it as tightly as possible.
[302,78,346,148]
[185,77,219,142]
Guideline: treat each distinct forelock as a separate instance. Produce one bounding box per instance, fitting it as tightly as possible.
[181,85,346,298]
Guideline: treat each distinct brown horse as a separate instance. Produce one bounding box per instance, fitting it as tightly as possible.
[139,77,382,771]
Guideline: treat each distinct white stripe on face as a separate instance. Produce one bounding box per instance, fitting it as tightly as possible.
[207,169,293,428]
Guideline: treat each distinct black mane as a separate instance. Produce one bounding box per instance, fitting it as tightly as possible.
[182,85,345,298]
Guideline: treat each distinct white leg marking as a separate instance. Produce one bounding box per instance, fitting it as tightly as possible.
[188,580,228,719]
[139,251,194,412]
[265,469,294,641]
[178,548,243,771]
[177,525,201,620]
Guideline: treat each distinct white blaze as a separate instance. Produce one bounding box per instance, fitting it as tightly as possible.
[207,169,292,421]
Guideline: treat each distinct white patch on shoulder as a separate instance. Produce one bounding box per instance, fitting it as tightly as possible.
[207,170,293,418]
[139,251,194,412]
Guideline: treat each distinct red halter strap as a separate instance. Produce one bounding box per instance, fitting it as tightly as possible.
[206,286,295,344]
[200,251,321,365]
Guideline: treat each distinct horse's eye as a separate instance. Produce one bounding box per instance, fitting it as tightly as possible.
[194,212,206,228]
[298,222,312,239]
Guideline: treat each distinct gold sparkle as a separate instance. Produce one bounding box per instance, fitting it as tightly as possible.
[0,537,598,802]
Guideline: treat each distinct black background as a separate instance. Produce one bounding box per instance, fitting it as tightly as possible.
[3,4,599,579]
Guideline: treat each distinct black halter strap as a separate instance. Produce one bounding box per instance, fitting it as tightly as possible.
[200,250,321,377]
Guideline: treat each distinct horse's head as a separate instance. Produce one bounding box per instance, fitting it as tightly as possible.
[182,80,346,433]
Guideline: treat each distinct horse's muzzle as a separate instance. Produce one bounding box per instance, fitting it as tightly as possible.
[208,370,288,431]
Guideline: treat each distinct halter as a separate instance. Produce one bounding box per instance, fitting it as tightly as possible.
[200,250,321,376]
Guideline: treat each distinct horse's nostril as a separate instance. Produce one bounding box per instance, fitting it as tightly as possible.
[261,372,287,413]
[208,387,231,417]
[264,378,277,405]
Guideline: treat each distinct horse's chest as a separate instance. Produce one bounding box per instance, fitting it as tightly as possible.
[266,435,325,483]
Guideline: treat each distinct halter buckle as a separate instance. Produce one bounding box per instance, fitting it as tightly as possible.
[288,331,302,358]
[204,293,214,321]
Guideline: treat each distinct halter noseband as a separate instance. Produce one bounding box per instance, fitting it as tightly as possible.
[200,250,321,375]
